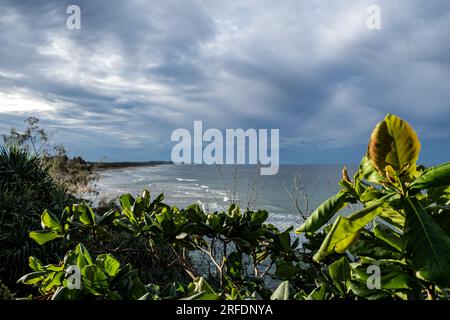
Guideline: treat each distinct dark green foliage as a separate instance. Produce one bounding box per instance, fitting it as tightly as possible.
[7,114,450,300]
[21,191,300,300]
[296,114,450,300]
[0,278,14,300]
[17,244,147,300]
[0,146,75,289]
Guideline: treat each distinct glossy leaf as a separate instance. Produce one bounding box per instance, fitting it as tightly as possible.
[119,193,136,223]
[358,156,384,184]
[83,265,109,294]
[348,280,390,300]
[313,201,384,261]
[96,254,121,278]
[403,198,450,286]
[75,243,93,269]
[41,210,63,232]
[353,264,420,291]
[77,204,96,226]
[409,162,450,190]
[328,257,351,294]
[270,281,290,300]
[368,114,420,176]
[251,210,269,226]
[295,191,348,234]
[29,256,43,272]
[378,208,405,229]
[17,271,47,285]
[350,239,403,260]
[29,230,61,245]
[373,221,402,251]
[306,285,328,300]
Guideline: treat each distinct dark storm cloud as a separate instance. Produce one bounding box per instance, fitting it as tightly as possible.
[0,0,449,163]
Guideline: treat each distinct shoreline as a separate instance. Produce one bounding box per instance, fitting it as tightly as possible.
[90,160,173,171]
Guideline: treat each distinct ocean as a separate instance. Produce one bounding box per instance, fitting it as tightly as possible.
[96,164,357,231]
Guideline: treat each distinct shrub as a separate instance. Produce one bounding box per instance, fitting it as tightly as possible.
[0,278,14,300]
[0,146,74,290]
[14,114,450,300]
[296,114,450,299]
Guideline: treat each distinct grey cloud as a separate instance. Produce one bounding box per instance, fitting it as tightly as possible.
[0,0,449,163]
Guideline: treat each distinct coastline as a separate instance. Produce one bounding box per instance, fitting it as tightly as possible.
[91,160,173,171]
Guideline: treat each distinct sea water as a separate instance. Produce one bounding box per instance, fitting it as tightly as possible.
[96,164,357,230]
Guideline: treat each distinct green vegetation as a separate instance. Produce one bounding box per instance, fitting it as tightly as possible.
[0,146,74,289]
[1,114,449,300]
[0,118,96,292]
[0,279,14,300]
[296,114,450,299]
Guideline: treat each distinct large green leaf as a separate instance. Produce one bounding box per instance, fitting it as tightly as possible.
[29,256,43,271]
[76,204,96,226]
[313,201,385,262]
[295,191,348,234]
[251,210,269,226]
[368,114,420,176]
[409,162,450,190]
[29,230,62,245]
[353,267,418,291]
[270,281,290,300]
[350,239,403,260]
[328,257,351,294]
[75,243,93,269]
[306,285,329,300]
[358,156,384,184]
[17,271,47,285]
[96,254,121,278]
[373,221,402,251]
[82,265,109,295]
[348,280,390,300]
[378,208,405,229]
[403,198,450,286]
[41,210,63,232]
[119,193,137,223]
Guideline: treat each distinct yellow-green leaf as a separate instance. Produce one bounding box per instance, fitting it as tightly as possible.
[295,191,348,234]
[29,230,62,245]
[41,210,63,233]
[368,114,420,177]
[409,162,450,190]
[358,156,384,184]
[313,201,384,262]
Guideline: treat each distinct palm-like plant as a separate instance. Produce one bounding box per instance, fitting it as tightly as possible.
[0,146,73,290]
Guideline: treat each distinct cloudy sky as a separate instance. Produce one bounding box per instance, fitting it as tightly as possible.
[0,0,449,164]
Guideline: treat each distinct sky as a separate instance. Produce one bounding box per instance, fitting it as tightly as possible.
[0,0,449,164]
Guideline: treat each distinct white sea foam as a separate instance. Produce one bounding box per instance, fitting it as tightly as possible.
[177,186,202,190]
[176,178,198,182]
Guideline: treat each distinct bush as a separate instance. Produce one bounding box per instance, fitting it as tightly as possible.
[0,278,14,300]
[0,146,75,290]
[295,114,450,299]
[10,114,450,300]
